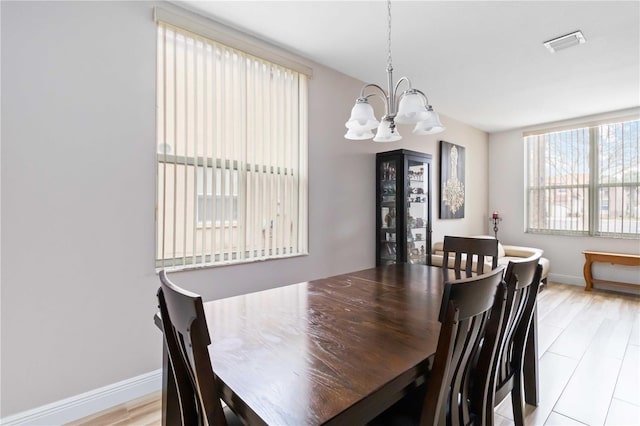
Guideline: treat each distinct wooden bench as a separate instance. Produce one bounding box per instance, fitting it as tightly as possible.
[582,250,640,292]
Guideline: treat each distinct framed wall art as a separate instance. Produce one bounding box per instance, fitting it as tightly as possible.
[439,141,465,219]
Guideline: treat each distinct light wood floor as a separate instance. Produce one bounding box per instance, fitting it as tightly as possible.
[68,282,640,426]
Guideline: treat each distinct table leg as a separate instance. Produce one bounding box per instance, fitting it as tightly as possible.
[162,342,181,426]
[523,306,539,406]
[583,256,593,291]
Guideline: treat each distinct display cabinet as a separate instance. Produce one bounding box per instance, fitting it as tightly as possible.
[376,149,432,266]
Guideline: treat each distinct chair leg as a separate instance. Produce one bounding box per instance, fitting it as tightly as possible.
[511,373,525,426]
[539,278,547,291]
[485,399,495,426]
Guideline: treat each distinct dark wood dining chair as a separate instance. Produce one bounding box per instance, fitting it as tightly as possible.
[442,235,499,279]
[371,266,506,426]
[157,270,243,426]
[482,255,542,426]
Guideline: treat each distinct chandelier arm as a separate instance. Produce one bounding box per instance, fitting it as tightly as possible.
[393,77,413,98]
[359,83,387,99]
[358,83,391,116]
[412,89,431,106]
[365,92,389,106]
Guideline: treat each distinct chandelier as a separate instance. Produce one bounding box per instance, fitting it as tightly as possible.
[344,0,445,142]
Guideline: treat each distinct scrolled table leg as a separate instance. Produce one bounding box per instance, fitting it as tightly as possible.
[583,255,593,291]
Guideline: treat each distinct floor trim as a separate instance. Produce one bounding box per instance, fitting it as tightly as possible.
[0,369,162,425]
[549,272,584,286]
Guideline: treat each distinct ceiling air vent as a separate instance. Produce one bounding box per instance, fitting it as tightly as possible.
[543,30,586,53]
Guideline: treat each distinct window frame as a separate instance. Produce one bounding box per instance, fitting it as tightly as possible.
[155,9,310,271]
[525,118,639,239]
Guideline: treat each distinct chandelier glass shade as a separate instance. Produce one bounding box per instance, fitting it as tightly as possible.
[345,100,379,131]
[374,118,402,142]
[413,105,445,134]
[344,127,375,140]
[344,0,445,141]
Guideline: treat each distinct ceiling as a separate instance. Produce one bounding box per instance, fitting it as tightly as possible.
[177,1,640,133]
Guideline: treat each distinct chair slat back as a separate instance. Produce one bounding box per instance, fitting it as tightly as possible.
[421,266,506,426]
[158,270,227,426]
[442,236,499,278]
[482,255,542,426]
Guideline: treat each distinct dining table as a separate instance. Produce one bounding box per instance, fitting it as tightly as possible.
[155,263,539,425]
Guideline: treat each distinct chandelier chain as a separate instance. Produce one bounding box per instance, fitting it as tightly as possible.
[387,0,392,69]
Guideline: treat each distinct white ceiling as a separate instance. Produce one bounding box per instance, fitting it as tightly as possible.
[177,1,640,133]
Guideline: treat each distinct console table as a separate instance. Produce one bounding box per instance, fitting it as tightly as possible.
[582,250,640,292]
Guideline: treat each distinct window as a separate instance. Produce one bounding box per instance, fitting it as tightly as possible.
[196,168,238,226]
[156,18,309,270]
[525,118,639,237]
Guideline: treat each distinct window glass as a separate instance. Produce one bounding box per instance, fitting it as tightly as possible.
[525,119,639,238]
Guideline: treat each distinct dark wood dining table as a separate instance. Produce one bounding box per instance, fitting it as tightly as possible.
[156,263,539,425]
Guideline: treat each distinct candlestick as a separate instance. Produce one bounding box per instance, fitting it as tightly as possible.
[489,211,502,239]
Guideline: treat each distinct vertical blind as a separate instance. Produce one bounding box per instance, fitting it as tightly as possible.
[526,127,591,233]
[596,120,639,235]
[525,119,639,237]
[156,22,309,270]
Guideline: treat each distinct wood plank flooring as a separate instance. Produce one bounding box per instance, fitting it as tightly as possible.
[68,282,640,426]
[495,282,640,426]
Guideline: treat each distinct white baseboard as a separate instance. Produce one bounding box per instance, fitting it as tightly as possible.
[1,369,162,426]
[548,272,584,286]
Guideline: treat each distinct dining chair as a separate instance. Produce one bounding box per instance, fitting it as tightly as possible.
[442,235,499,278]
[482,254,543,426]
[157,270,243,426]
[371,266,506,426]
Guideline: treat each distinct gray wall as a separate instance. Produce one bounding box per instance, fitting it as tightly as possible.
[0,0,489,416]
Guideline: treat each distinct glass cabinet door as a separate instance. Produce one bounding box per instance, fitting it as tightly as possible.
[406,158,429,264]
[379,159,398,266]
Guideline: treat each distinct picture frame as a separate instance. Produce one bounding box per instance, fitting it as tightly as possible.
[439,141,465,219]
